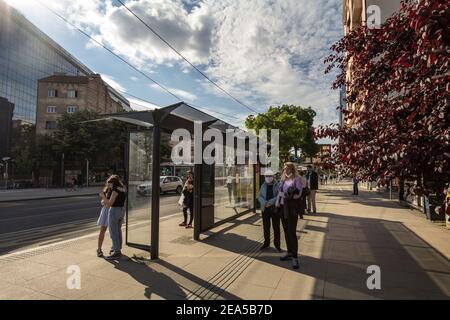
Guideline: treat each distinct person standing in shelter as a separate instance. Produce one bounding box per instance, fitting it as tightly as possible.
[226,171,234,205]
[258,169,282,252]
[276,163,303,269]
[99,175,127,260]
[96,179,126,258]
[179,171,194,229]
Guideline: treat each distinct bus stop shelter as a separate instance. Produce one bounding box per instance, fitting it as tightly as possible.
[103,102,259,260]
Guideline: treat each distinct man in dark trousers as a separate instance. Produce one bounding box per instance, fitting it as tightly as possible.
[258,170,282,252]
[306,165,319,214]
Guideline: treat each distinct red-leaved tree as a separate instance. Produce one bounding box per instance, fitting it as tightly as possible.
[316,0,450,197]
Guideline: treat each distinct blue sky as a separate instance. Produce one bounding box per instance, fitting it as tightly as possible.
[6,0,343,129]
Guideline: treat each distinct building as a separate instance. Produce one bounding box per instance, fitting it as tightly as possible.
[312,144,333,166]
[342,0,402,119]
[0,97,14,158]
[339,84,346,127]
[36,74,131,135]
[343,0,402,34]
[0,0,92,124]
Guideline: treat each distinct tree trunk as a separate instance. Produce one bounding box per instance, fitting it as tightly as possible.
[399,178,405,201]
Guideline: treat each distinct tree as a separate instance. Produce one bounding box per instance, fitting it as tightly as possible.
[301,129,320,163]
[34,110,133,185]
[10,123,36,179]
[246,105,319,163]
[317,0,449,196]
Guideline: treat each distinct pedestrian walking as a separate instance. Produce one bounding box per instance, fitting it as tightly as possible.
[99,175,127,260]
[96,180,126,258]
[276,162,303,269]
[353,175,360,195]
[69,176,78,191]
[179,171,194,229]
[258,170,282,252]
[306,165,319,214]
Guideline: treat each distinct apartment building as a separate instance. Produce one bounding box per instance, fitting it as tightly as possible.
[36,74,131,135]
[342,0,402,118]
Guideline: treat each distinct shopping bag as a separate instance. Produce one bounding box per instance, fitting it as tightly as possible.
[178,193,185,206]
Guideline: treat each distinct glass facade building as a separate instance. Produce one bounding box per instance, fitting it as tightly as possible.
[0,1,92,123]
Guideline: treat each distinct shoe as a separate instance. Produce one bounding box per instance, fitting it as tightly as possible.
[292,258,299,269]
[96,249,104,258]
[260,244,270,251]
[109,248,115,255]
[280,253,292,261]
[179,222,187,227]
[105,252,122,260]
[186,224,193,229]
[275,247,284,253]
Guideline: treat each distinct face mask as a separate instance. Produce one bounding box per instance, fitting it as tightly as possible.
[265,177,274,184]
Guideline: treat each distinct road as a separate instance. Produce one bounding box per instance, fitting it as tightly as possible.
[0,193,181,255]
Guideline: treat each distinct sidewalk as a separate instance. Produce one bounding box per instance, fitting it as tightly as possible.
[0,183,448,300]
[0,187,99,202]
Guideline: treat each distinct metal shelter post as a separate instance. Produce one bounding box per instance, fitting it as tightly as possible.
[151,125,161,260]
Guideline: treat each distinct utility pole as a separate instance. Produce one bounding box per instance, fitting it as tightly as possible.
[86,159,89,188]
[61,153,65,188]
[389,179,393,200]
[2,157,11,190]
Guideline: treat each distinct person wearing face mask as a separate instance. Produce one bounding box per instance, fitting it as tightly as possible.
[276,162,303,269]
[258,169,282,252]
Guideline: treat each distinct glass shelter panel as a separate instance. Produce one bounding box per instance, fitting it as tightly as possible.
[126,131,153,249]
[214,164,254,223]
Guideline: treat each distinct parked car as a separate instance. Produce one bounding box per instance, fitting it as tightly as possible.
[137,176,184,196]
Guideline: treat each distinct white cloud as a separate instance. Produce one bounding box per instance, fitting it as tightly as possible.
[16,0,343,125]
[100,74,127,92]
[149,83,198,102]
[128,98,159,110]
[204,0,342,124]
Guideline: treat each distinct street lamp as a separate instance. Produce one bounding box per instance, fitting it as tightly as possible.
[2,157,11,189]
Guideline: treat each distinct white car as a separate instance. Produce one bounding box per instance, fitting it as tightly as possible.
[137,176,184,196]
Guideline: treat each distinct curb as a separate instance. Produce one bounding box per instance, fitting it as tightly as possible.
[0,193,98,203]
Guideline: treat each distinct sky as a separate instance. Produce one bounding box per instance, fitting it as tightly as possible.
[5,0,343,130]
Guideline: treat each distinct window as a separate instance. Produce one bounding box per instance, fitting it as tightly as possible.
[45,121,57,130]
[67,90,78,98]
[46,106,56,113]
[67,106,77,113]
[47,89,57,97]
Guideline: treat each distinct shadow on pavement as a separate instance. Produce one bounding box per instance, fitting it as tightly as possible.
[106,255,241,300]
[200,189,449,299]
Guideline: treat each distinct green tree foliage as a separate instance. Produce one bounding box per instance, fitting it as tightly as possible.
[10,124,36,179]
[245,105,319,163]
[32,110,132,184]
